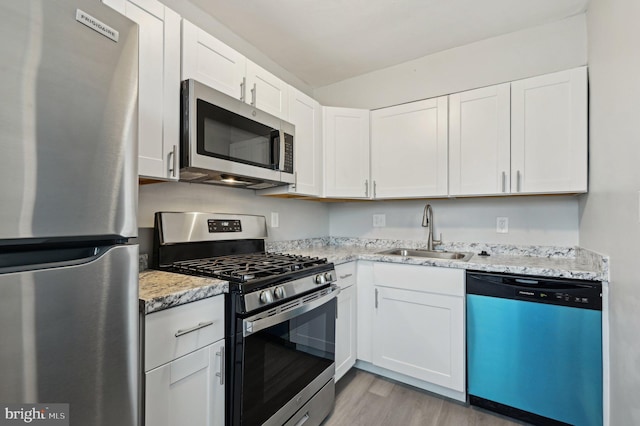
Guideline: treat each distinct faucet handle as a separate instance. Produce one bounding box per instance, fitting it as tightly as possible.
[433,233,443,247]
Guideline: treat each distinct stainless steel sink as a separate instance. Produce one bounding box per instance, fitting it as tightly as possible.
[376,248,473,261]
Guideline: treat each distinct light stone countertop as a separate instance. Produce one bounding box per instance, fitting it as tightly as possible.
[268,242,607,282]
[139,269,228,315]
[139,238,607,314]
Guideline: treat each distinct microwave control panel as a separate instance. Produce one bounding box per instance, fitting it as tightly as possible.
[283,133,294,173]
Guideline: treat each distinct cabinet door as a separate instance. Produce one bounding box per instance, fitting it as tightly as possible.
[373,287,464,392]
[245,60,289,119]
[323,107,370,198]
[104,0,180,180]
[356,261,374,363]
[145,341,225,426]
[335,285,357,382]
[287,88,322,196]
[371,97,448,198]
[449,84,510,196]
[182,20,246,100]
[511,67,587,194]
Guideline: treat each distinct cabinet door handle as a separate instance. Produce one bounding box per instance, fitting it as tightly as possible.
[375,288,378,309]
[168,145,178,178]
[215,346,225,385]
[517,170,522,192]
[365,180,369,197]
[501,171,506,193]
[339,273,353,279]
[251,83,256,106]
[373,180,377,198]
[174,321,213,337]
[240,77,246,102]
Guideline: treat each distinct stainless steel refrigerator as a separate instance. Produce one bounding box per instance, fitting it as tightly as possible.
[0,1,139,425]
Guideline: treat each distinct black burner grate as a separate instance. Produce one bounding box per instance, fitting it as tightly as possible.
[170,253,327,283]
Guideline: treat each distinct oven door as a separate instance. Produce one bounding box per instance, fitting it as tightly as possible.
[235,286,338,426]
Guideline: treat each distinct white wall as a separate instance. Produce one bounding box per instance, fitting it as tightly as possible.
[314,14,587,109]
[330,196,579,246]
[159,0,314,96]
[581,0,640,424]
[138,182,330,252]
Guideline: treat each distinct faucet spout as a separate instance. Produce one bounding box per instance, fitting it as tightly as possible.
[421,204,442,251]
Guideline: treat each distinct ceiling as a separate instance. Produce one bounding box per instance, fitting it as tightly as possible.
[190,0,589,88]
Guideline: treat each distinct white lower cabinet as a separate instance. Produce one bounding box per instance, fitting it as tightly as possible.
[145,340,225,426]
[144,296,225,426]
[335,262,357,381]
[368,263,465,398]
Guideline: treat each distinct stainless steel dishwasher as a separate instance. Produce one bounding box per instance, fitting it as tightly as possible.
[466,271,603,426]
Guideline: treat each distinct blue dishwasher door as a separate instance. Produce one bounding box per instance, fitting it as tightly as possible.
[467,294,602,426]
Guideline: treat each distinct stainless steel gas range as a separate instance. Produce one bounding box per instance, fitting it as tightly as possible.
[152,212,338,426]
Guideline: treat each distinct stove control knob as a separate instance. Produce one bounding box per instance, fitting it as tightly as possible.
[259,290,274,304]
[315,274,326,284]
[274,286,285,299]
[324,272,334,282]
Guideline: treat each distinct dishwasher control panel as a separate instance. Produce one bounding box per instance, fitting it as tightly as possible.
[467,271,602,311]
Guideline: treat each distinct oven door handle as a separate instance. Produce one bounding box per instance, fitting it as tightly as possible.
[243,285,340,337]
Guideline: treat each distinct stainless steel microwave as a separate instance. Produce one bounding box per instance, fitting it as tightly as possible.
[180,79,295,189]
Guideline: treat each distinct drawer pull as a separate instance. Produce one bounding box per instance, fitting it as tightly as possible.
[339,273,353,279]
[174,321,214,337]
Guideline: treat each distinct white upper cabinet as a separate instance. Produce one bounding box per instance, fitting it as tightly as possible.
[181,19,246,100]
[449,84,511,196]
[288,88,322,196]
[104,0,180,181]
[245,60,289,119]
[181,20,289,119]
[323,107,370,198]
[511,67,588,194]
[371,97,448,198]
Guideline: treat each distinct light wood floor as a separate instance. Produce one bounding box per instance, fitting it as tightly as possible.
[322,369,523,426]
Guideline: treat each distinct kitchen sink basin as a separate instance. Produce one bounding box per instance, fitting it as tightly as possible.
[376,248,473,261]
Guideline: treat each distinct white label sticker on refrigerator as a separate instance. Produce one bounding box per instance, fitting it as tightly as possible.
[75,9,119,42]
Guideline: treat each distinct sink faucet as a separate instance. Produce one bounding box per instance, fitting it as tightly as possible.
[421,204,442,251]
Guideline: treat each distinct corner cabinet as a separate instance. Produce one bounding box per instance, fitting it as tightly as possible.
[144,296,225,426]
[323,107,370,198]
[372,263,465,397]
[103,0,181,181]
[370,97,448,198]
[511,67,588,194]
[182,20,288,119]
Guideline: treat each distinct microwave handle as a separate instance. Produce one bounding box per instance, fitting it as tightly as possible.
[271,130,281,170]
[278,130,286,170]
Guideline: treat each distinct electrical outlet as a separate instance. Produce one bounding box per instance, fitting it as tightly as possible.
[373,214,386,228]
[271,212,279,228]
[496,217,509,234]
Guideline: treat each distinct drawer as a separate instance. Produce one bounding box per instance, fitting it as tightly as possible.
[373,263,464,297]
[335,262,356,289]
[145,296,224,371]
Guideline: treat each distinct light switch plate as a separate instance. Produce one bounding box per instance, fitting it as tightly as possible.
[271,212,279,228]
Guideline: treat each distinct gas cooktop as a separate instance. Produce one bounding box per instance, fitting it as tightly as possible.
[169,252,328,283]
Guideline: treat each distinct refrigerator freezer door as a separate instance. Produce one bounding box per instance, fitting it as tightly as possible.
[0,1,138,242]
[0,244,139,426]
